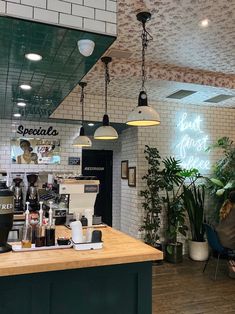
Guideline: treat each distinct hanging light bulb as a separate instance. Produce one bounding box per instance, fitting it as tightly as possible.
[126,12,160,126]
[94,57,118,140]
[73,82,92,147]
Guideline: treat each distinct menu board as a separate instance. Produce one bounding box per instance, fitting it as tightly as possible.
[11,138,61,165]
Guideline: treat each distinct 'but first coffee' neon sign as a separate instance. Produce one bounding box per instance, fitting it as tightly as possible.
[175,112,210,172]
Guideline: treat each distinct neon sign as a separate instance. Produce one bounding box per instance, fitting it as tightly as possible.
[175,112,210,172]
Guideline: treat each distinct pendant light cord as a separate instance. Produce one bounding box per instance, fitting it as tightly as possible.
[80,85,85,124]
[104,61,110,115]
[141,21,153,91]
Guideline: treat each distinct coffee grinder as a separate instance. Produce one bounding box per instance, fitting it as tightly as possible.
[0,172,14,253]
[12,178,23,212]
[26,174,39,211]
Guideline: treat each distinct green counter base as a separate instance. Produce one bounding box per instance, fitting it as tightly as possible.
[0,262,152,314]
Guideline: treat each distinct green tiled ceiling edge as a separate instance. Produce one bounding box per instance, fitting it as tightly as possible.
[0,16,116,122]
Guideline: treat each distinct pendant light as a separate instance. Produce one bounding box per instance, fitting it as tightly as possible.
[73,82,92,147]
[126,12,160,126]
[94,57,118,140]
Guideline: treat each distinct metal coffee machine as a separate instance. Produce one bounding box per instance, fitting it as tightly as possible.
[11,177,23,212]
[26,174,39,211]
[55,176,99,225]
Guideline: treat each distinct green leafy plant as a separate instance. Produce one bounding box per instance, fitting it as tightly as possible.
[140,146,162,246]
[205,137,235,220]
[140,146,201,255]
[161,157,187,244]
[161,161,200,254]
[182,184,205,242]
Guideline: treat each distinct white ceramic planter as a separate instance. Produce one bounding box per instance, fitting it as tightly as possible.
[188,240,209,261]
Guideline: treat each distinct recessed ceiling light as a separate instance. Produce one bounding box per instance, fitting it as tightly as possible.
[20,84,31,90]
[13,113,21,118]
[25,53,42,61]
[17,102,26,107]
[200,19,209,27]
[88,123,94,126]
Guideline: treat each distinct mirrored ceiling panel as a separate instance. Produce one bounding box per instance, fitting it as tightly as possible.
[0,16,115,122]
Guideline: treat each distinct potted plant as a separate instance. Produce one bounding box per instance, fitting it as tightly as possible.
[161,157,188,263]
[140,146,163,248]
[182,183,209,261]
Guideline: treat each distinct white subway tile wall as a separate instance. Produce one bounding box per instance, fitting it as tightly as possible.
[95,9,116,23]
[48,0,71,14]
[0,119,121,229]
[84,0,105,10]
[0,119,82,174]
[7,2,33,19]
[63,0,82,4]
[120,128,139,237]
[106,0,116,12]
[72,4,94,19]
[59,13,82,28]
[106,22,116,35]
[0,91,235,241]
[83,18,105,33]
[21,0,46,9]
[52,93,235,240]
[0,1,6,12]
[1,0,117,35]
[34,7,59,23]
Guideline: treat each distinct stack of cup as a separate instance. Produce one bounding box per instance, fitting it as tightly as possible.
[70,221,83,243]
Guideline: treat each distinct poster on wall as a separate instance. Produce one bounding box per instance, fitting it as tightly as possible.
[11,138,61,165]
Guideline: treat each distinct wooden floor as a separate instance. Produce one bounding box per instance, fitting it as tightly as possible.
[152,257,235,314]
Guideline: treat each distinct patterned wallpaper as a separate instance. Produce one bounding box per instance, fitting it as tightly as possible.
[80,59,235,106]
[116,0,235,74]
[55,0,235,113]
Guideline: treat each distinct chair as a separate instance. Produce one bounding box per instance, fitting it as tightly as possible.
[203,223,235,280]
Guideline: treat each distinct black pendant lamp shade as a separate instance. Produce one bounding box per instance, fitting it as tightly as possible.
[126,12,160,126]
[73,82,92,147]
[94,56,118,140]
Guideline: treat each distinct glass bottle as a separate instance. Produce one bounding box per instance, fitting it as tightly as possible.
[46,202,55,246]
[21,202,32,248]
[45,219,55,246]
[35,201,45,247]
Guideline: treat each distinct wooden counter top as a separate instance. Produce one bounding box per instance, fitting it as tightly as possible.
[0,226,163,277]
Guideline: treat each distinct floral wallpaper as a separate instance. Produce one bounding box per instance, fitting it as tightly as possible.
[54,0,235,116]
[116,0,235,74]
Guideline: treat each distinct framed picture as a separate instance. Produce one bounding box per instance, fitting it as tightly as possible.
[128,167,136,187]
[121,160,128,179]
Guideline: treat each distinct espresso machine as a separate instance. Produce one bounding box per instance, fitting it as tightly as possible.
[55,176,99,225]
[26,174,39,211]
[11,178,23,212]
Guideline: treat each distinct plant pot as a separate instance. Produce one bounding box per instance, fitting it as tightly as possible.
[188,240,209,261]
[165,242,183,263]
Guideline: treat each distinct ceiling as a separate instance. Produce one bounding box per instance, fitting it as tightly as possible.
[68,72,235,108]
[1,0,234,127]
[60,0,235,111]
[115,0,235,74]
[0,16,115,121]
